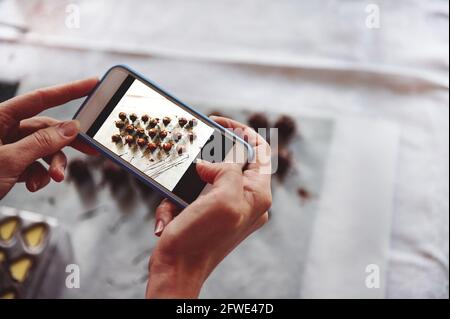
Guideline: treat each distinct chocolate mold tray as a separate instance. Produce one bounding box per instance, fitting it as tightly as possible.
[0,206,61,299]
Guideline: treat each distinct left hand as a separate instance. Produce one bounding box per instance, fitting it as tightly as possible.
[0,78,98,199]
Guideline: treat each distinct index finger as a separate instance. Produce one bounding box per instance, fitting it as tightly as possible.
[1,77,98,122]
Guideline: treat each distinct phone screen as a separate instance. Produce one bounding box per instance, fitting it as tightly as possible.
[85,75,234,204]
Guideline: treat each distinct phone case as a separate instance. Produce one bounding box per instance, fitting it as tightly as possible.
[73,65,254,208]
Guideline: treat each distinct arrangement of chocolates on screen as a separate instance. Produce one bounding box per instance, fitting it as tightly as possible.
[112,112,197,160]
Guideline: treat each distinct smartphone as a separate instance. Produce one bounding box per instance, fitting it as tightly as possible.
[74,65,253,208]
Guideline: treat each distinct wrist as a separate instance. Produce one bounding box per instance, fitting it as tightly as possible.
[146,254,207,299]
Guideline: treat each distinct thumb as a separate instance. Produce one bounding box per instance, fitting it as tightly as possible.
[196,159,242,186]
[7,120,80,170]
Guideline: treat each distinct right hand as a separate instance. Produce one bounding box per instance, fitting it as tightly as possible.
[147,116,272,298]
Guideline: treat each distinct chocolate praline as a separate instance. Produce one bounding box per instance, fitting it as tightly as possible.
[188,118,197,127]
[147,142,158,152]
[188,132,196,142]
[148,128,158,138]
[111,134,121,143]
[136,127,146,137]
[125,124,135,134]
[137,138,147,147]
[125,135,135,145]
[163,116,171,126]
[178,117,188,127]
[173,132,183,142]
[149,118,159,128]
[159,130,168,139]
[118,112,127,121]
[115,120,125,129]
[141,114,149,123]
[162,142,172,152]
[176,145,185,155]
[129,113,138,122]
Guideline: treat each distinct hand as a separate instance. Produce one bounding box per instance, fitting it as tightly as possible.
[147,116,272,298]
[0,78,98,199]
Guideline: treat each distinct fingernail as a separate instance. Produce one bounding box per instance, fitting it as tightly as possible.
[154,220,164,236]
[57,120,80,137]
[209,115,218,120]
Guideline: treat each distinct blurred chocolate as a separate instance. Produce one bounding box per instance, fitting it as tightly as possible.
[297,187,311,201]
[274,115,297,141]
[111,134,121,143]
[162,142,172,152]
[248,113,269,132]
[159,130,168,139]
[136,138,147,147]
[115,120,125,129]
[68,159,93,185]
[163,116,171,126]
[147,142,158,152]
[129,113,138,122]
[101,160,129,191]
[149,118,159,128]
[125,135,134,145]
[148,128,158,138]
[275,148,293,180]
[118,112,127,121]
[178,117,188,127]
[141,114,149,123]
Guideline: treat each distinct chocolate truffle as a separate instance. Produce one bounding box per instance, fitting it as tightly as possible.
[178,117,188,127]
[149,118,159,128]
[163,116,171,126]
[274,115,297,141]
[111,134,121,143]
[129,113,138,122]
[115,120,125,129]
[125,135,134,145]
[248,113,269,132]
[137,138,147,147]
[125,124,135,134]
[147,142,158,152]
[141,114,149,123]
[148,128,158,138]
[159,130,168,139]
[162,142,172,152]
[118,112,127,121]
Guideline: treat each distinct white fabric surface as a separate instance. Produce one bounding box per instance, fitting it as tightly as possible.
[0,0,448,298]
